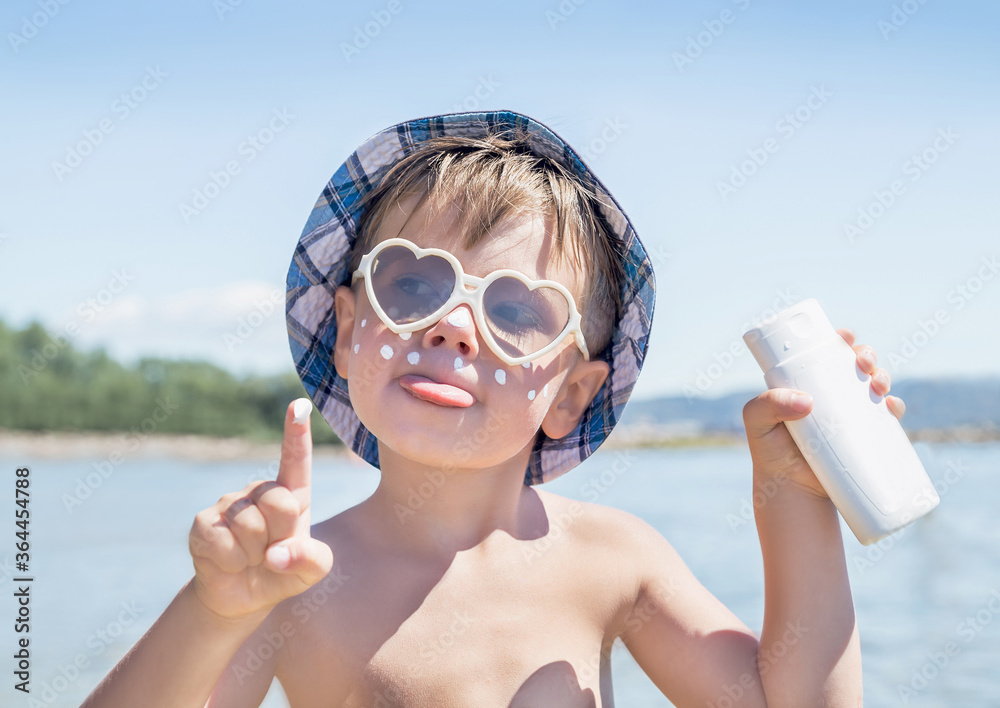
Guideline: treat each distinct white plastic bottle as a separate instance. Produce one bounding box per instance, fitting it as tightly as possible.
[742,298,940,545]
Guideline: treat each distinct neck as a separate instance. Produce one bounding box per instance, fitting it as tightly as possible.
[362,443,544,558]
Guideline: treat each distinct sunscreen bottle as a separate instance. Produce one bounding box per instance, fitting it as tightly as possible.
[742,298,940,545]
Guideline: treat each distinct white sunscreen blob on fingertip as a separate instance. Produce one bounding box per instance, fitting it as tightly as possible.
[407,351,420,365]
[495,369,506,385]
[542,383,549,398]
[380,345,394,360]
[292,398,312,424]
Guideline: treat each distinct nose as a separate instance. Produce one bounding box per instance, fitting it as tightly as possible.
[422,304,480,359]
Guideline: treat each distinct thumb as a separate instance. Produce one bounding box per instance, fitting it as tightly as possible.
[742,388,813,440]
[265,537,334,587]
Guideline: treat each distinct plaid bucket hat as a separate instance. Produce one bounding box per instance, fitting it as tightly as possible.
[286,110,655,485]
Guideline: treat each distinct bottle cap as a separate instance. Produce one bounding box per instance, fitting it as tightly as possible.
[742,298,839,373]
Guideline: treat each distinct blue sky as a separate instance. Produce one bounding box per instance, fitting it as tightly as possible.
[2,0,998,400]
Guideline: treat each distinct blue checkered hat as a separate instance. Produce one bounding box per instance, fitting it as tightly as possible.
[286,110,655,485]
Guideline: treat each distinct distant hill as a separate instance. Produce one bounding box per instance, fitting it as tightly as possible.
[0,319,340,444]
[620,378,1000,438]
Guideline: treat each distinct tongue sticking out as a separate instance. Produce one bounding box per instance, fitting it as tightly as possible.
[399,375,475,408]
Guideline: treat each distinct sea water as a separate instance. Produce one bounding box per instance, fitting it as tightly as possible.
[3,441,997,706]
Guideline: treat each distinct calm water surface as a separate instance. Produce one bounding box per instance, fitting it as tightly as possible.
[2,441,996,706]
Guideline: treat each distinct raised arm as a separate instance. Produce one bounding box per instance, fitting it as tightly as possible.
[623,329,900,706]
[81,399,334,708]
[744,327,899,705]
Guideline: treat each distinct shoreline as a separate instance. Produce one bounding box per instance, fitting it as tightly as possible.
[1,426,996,461]
[0,429,354,461]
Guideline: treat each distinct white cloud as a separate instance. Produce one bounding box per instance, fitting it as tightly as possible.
[66,281,294,375]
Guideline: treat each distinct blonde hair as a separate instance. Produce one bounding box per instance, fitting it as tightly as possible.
[348,127,625,356]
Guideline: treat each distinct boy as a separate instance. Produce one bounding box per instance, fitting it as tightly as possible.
[83,111,904,706]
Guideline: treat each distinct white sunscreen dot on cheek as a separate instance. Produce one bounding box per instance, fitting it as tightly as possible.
[446,309,471,328]
[522,362,530,369]
[380,345,394,360]
[527,389,536,400]
[495,369,506,385]
[454,357,465,370]
[407,351,420,365]
[399,332,411,340]
[542,383,549,398]
[361,318,367,328]
[353,344,359,354]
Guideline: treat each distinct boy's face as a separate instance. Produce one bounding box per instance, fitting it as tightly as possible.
[332,193,609,473]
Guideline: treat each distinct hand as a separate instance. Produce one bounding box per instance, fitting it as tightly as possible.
[188,399,334,621]
[742,328,906,499]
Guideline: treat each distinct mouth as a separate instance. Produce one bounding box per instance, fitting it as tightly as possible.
[398,374,476,408]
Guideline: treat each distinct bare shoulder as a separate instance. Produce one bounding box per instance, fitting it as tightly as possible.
[531,486,682,565]
[529,488,692,628]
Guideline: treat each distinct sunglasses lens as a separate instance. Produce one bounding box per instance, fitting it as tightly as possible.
[370,246,456,324]
[483,277,571,358]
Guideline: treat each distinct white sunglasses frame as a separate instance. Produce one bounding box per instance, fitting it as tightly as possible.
[351,238,590,366]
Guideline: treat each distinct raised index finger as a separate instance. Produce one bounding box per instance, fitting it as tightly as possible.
[277,398,313,511]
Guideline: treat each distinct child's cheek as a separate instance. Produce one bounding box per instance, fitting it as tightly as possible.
[348,317,401,394]
[494,362,555,406]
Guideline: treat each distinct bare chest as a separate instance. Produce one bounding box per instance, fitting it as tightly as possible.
[273,550,618,707]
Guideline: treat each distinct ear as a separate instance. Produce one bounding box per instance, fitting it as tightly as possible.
[540,358,610,440]
[332,285,357,380]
